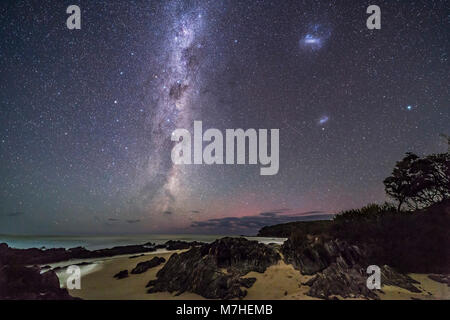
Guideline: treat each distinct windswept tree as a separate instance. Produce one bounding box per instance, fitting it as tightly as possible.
[383,151,450,211]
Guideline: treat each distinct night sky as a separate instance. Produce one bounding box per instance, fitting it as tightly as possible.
[0,0,448,235]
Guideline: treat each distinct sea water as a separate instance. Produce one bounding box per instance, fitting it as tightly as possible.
[0,234,286,250]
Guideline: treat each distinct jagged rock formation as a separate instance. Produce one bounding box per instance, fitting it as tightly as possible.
[428,274,450,286]
[131,257,166,274]
[146,237,280,299]
[200,237,281,275]
[0,264,78,300]
[282,237,364,275]
[380,265,421,292]
[282,238,421,299]
[305,263,420,300]
[304,262,379,299]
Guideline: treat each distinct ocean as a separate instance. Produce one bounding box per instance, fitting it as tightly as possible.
[0,234,287,250]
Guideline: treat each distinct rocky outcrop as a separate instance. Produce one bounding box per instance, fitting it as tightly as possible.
[113,270,129,279]
[146,237,279,299]
[0,239,207,267]
[428,274,450,286]
[304,262,420,300]
[281,238,365,275]
[380,265,421,292]
[0,264,78,300]
[164,240,204,250]
[304,262,379,299]
[200,237,281,275]
[0,242,157,266]
[282,237,421,299]
[131,257,166,274]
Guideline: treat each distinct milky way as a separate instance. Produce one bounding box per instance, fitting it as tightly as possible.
[141,4,207,218]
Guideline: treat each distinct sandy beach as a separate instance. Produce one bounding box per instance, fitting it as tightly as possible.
[66,250,203,300]
[65,251,448,300]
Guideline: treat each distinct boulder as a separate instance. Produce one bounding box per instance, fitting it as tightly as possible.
[427,274,450,286]
[164,240,204,250]
[200,237,280,275]
[281,237,364,275]
[146,237,279,299]
[304,263,421,299]
[0,264,78,300]
[282,237,422,299]
[131,257,166,274]
[304,262,379,299]
[113,270,129,279]
[380,265,421,293]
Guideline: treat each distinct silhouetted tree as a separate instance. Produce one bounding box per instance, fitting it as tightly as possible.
[384,152,450,210]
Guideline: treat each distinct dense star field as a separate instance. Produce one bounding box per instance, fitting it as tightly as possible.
[0,0,448,235]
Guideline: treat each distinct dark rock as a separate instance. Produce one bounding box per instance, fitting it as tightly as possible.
[131,257,166,274]
[282,237,421,299]
[240,277,257,288]
[200,237,280,275]
[428,274,450,286]
[0,264,78,300]
[300,250,421,299]
[129,254,145,259]
[0,242,157,266]
[165,240,204,250]
[304,262,380,300]
[113,270,129,279]
[380,265,421,293]
[281,238,364,275]
[146,237,279,299]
